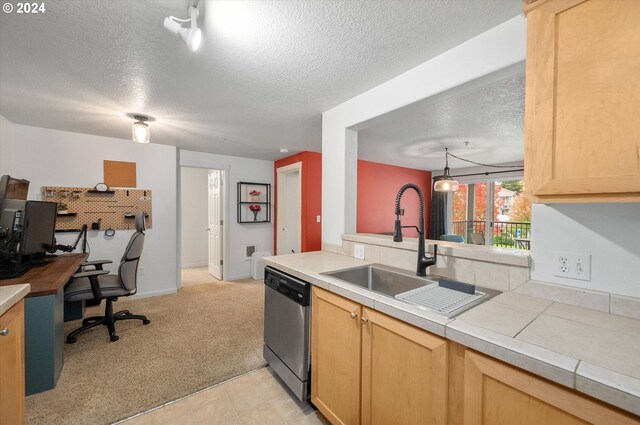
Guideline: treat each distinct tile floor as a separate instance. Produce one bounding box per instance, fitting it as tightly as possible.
[118,367,329,425]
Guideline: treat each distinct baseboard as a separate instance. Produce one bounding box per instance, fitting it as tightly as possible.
[181,262,207,269]
[131,288,177,299]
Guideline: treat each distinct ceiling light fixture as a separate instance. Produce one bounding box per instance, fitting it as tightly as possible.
[127,113,154,144]
[433,148,459,192]
[164,1,202,52]
[433,146,524,192]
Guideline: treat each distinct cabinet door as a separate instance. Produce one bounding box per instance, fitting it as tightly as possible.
[0,300,25,425]
[311,287,362,425]
[361,308,447,425]
[463,350,638,425]
[524,0,640,202]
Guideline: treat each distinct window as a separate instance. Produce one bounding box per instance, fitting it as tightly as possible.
[449,179,531,249]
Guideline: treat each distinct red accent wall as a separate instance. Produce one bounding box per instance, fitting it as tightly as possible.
[274,151,322,253]
[274,153,432,252]
[356,160,432,238]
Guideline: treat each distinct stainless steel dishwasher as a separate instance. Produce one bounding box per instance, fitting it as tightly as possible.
[263,266,311,401]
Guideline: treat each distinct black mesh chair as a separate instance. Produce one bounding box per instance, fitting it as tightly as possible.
[64,212,150,343]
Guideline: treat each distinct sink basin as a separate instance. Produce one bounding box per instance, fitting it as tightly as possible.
[322,263,500,318]
[324,264,436,297]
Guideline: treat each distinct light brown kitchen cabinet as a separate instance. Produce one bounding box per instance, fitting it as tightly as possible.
[361,307,447,425]
[0,300,25,425]
[311,287,362,425]
[311,287,448,425]
[462,349,639,425]
[524,0,640,203]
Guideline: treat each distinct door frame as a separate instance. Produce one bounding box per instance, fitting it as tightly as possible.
[276,161,302,255]
[177,157,230,289]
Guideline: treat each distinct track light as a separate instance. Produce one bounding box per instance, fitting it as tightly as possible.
[164,5,202,51]
[127,113,154,144]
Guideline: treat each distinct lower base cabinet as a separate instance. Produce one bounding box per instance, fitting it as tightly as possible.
[311,287,362,425]
[0,300,26,425]
[462,350,639,425]
[361,308,447,425]
[311,286,447,425]
[311,286,640,425]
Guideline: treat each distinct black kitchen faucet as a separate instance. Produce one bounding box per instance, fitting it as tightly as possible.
[393,183,438,276]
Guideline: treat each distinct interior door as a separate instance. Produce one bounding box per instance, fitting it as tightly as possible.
[276,163,302,255]
[283,171,301,253]
[208,170,222,280]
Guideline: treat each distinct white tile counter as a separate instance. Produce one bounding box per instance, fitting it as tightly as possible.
[0,283,30,316]
[264,251,640,416]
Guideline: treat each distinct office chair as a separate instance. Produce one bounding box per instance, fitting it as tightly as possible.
[64,212,150,343]
[439,234,465,243]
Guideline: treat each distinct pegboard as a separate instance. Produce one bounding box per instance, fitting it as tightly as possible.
[41,186,152,232]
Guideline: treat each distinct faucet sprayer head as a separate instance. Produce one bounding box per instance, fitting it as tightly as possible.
[393,219,403,242]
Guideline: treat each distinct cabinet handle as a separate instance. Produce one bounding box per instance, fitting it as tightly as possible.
[361,316,368,324]
[350,312,357,319]
[0,328,8,336]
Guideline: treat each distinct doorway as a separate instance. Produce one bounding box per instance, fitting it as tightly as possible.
[276,162,302,255]
[180,166,225,286]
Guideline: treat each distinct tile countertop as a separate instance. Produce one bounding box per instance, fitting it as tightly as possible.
[263,251,640,416]
[0,283,30,316]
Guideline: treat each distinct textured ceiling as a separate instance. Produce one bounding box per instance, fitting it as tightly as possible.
[357,72,526,171]
[0,0,523,161]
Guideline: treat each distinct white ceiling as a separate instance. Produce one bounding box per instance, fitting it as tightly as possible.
[356,70,526,171]
[0,0,523,161]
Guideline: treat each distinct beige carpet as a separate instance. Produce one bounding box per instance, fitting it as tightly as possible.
[26,279,266,425]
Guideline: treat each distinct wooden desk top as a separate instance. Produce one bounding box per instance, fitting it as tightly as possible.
[0,253,88,297]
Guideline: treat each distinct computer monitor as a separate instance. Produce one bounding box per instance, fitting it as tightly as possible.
[0,199,25,256]
[0,200,57,278]
[21,201,57,258]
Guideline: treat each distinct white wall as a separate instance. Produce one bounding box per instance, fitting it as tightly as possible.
[321,16,527,245]
[180,167,209,268]
[531,203,640,298]
[1,118,178,297]
[180,149,273,280]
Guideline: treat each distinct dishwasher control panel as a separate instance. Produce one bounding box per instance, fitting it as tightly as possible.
[264,266,310,306]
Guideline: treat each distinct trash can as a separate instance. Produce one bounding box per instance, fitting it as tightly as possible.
[252,251,272,280]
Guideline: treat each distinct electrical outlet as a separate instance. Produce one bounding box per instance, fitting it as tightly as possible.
[553,251,591,281]
[354,244,365,260]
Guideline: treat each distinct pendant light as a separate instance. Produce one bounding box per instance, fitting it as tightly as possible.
[128,114,154,144]
[434,148,459,192]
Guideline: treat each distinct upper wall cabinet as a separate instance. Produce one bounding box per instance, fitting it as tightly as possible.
[524,0,640,203]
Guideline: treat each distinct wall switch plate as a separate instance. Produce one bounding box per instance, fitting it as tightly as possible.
[316,215,321,223]
[553,251,591,281]
[354,244,365,260]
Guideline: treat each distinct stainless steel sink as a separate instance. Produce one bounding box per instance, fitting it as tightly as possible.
[324,264,436,297]
[322,263,500,318]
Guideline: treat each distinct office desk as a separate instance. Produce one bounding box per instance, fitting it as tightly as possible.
[0,253,87,395]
